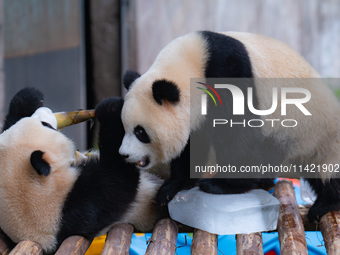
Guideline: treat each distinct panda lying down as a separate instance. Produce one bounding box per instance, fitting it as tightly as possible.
[120,31,340,223]
[0,88,162,254]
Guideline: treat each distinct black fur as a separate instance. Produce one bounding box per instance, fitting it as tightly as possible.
[55,97,141,248]
[306,178,340,222]
[134,125,151,143]
[123,70,141,90]
[200,31,253,78]
[152,79,180,105]
[3,87,44,131]
[0,229,16,251]
[30,151,51,176]
[156,141,197,206]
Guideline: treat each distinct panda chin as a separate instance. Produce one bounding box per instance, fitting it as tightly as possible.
[136,156,150,168]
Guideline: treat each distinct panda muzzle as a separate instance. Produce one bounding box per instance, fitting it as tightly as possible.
[136,156,150,168]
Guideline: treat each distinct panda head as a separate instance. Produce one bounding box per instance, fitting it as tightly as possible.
[119,33,208,169]
[0,109,79,252]
[120,72,180,169]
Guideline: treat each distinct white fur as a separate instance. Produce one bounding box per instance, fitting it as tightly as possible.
[31,107,58,130]
[119,133,154,170]
[0,118,79,253]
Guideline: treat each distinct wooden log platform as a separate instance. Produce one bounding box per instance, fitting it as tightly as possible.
[191,229,218,255]
[274,180,308,254]
[236,232,263,255]
[1,180,340,254]
[145,218,178,255]
[101,223,134,255]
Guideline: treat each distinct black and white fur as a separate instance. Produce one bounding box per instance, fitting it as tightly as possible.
[0,88,162,254]
[119,31,340,222]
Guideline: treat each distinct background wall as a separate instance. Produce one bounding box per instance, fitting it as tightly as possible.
[2,0,87,149]
[0,0,339,144]
[125,0,340,78]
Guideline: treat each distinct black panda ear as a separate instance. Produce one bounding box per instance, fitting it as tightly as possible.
[123,70,141,90]
[30,150,51,176]
[152,80,180,105]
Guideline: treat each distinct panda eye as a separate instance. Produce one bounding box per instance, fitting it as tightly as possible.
[41,121,56,130]
[134,125,150,143]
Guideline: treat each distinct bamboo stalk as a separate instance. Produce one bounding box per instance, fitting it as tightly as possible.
[8,241,42,255]
[54,110,95,130]
[191,229,218,255]
[274,180,308,255]
[319,211,340,255]
[55,236,91,255]
[101,223,134,255]
[145,218,178,255]
[236,232,263,255]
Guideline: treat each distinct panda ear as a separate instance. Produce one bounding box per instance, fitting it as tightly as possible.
[30,150,51,176]
[152,80,180,105]
[123,70,141,90]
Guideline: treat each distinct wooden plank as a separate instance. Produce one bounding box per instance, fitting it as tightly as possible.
[274,180,308,255]
[145,218,178,255]
[8,241,42,255]
[191,229,217,255]
[236,232,263,255]
[319,211,340,255]
[101,223,133,255]
[55,236,91,255]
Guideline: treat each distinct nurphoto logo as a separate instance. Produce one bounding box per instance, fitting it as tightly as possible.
[198,81,312,128]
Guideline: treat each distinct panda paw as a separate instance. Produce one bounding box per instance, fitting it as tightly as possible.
[3,87,44,131]
[156,179,180,206]
[308,200,340,223]
[156,179,195,206]
[9,87,44,113]
[95,97,124,123]
[199,179,253,194]
[198,179,229,194]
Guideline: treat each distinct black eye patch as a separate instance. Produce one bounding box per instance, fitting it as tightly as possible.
[41,121,56,130]
[134,125,150,143]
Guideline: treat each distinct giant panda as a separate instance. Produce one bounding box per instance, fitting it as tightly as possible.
[0,88,162,254]
[119,31,340,223]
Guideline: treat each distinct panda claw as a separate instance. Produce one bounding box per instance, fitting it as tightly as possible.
[156,179,182,206]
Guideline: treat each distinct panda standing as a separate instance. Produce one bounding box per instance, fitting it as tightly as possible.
[119,31,340,222]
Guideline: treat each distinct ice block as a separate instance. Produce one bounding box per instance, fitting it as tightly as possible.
[168,187,280,235]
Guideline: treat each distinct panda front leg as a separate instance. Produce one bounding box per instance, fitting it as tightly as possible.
[306,178,340,222]
[156,142,197,206]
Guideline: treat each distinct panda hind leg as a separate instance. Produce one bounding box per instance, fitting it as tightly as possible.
[306,178,340,222]
[199,178,275,194]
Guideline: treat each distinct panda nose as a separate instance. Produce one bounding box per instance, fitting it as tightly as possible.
[121,154,129,159]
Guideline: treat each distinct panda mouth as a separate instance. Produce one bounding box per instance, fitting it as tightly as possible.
[136,156,150,168]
